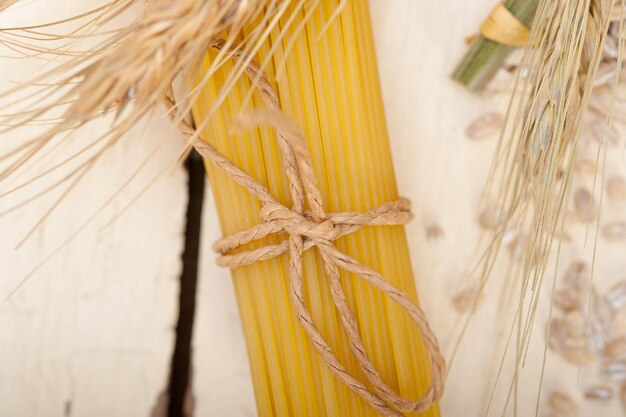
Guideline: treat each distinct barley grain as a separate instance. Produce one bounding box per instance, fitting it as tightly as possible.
[465,112,505,140]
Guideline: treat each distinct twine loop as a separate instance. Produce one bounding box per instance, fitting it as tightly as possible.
[163,40,445,417]
[214,198,414,269]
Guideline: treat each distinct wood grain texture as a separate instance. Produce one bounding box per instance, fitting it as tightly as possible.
[3,1,626,416]
[0,122,187,417]
[0,3,188,417]
[0,120,187,416]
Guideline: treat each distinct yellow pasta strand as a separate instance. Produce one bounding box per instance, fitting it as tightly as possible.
[191,1,439,416]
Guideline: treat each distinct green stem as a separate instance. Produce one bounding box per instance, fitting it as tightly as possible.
[451,0,539,92]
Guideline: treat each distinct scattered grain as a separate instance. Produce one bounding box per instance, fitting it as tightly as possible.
[602,222,626,240]
[548,318,567,351]
[591,293,614,330]
[607,281,626,311]
[502,224,519,245]
[584,384,613,402]
[601,360,626,382]
[607,177,626,201]
[562,310,585,339]
[478,204,503,230]
[603,337,626,359]
[547,391,577,417]
[553,289,581,312]
[507,233,527,262]
[573,188,598,222]
[563,345,594,364]
[612,313,626,335]
[465,112,504,140]
[553,228,572,241]
[452,286,484,313]
[563,261,589,291]
[588,319,607,353]
[425,223,444,240]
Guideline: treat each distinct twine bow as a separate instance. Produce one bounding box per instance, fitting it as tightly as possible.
[163,41,445,417]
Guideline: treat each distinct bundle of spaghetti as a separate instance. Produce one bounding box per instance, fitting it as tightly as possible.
[188,1,442,416]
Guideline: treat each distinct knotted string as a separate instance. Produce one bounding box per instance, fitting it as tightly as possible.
[163,40,445,417]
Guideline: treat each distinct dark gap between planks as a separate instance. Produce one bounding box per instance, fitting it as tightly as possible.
[167,151,205,417]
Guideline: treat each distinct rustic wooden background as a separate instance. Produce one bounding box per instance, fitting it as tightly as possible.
[3,1,626,416]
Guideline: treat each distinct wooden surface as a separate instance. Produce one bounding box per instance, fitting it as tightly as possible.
[0,118,187,417]
[0,3,188,417]
[0,118,187,416]
[3,1,626,417]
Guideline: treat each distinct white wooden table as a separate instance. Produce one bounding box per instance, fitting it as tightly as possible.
[3,1,626,416]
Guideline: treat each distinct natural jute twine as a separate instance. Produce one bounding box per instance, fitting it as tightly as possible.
[163,40,445,417]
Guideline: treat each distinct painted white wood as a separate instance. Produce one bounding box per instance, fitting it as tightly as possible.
[193,188,256,416]
[0,119,187,416]
[0,124,187,417]
[0,3,188,417]
[3,1,625,416]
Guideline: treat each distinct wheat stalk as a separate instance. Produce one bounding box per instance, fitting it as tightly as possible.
[0,0,307,245]
[471,0,625,412]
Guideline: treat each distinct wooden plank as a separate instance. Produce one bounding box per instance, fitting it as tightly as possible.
[3,1,620,416]
[193,188,256,416]
[0,3,187,417]
[0,116,187,416]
